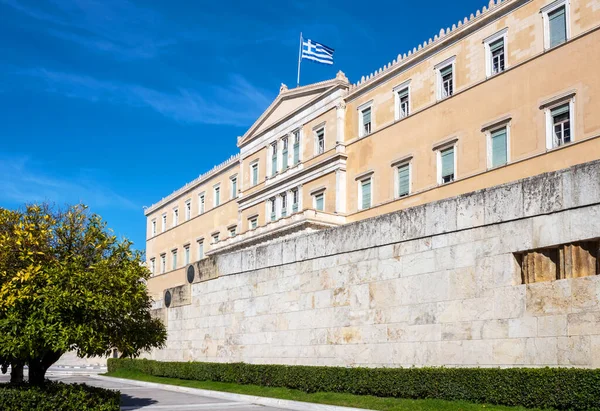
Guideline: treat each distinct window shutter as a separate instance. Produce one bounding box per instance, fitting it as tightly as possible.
[489,38,504,53]
[316,195,324,211]
[361,180,372,209]
[397,164,410,197]
[293,142,300,164]
[397,88,408,99]
[441,147,454,178]
[551,104,569,117]
[491,128,507,167]
[252,166,258,184]
[549,6,567,47]
[272,154,277,175]
[440,65,452,77]
[363,108,371,124]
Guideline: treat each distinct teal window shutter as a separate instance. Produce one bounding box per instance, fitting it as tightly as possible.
[489,38,504,53]
[293,142,300,164]
[282,149,288,169]
[397,164,410,197]
[363,107,371,124]
[551,104,569,117]
[491,128,508,168]
[441,147,454,179]
[252,165,258,184]
[272,154,277,176]
[397,88,408,99]
[440,65,452,77]
[315,194,324,211]
[549,6,567,47]
[361,179,372,209]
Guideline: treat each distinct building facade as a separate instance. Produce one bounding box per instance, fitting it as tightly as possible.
[145,0,600,304]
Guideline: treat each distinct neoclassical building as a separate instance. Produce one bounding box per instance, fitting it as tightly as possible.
[145,0,600,301]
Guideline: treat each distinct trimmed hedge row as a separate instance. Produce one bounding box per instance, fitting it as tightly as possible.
[0,381,120,411]
[109,358,600,410]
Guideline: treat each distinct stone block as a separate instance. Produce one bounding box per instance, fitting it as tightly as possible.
[369,279,399,309]
[425,198,457,236]
[532,212,570,249]
[567,312,600,336]
[537,315,567,337]
[305,230,328,260]
[295,235,308,261]
[401,249,436,276]
[439,341,464,365]
[456,190,485,230]
[481,319,509,339]
[571,276,600,313]
[484,182,523,224]
[525,337,558,365]
[282,239,296,265]
[442,322,480,341]
[494,285,526,319]
[241,249,256,272]
[255,245,269,270]
[558,336,591,366]
[523,171,563,217]
[394,237,432,257]
[217,251,242,276]
[492,338,526,365]
[462,339,493,366]
[409,302,438,325]
[566,205,600,245]
[382,205,427,244]
[460,297,495,321]
[562,160,600,209]
[508,317,537,338]
[592,335,600,368]
[525,280,572,316]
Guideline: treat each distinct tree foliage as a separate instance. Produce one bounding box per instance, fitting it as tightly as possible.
[0,204,166,384]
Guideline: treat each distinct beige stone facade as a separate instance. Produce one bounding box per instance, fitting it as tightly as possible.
[145,0,600,322]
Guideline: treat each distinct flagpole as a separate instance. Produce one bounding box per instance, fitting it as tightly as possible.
[297,32,302,87]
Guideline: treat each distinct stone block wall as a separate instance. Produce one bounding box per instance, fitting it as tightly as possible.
[149,161,600,367]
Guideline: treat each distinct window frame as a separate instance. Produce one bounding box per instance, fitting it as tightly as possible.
[172,207,179,227]
[211,232,220,244]
[357,100,374,138]
[436,141,458,185]
[268,197,277,221]
[314,125,326,155]
[248,215,258,230]
[230,174,238,199]
[393,159,412,199]
[281,136,289,170]
[483,29,508,78]
[198,192,205,214]
[250,161,260,186]
[485,122,511,169]
[197,238,204,260]
[270,142,278,177]
[150,258,156,275]
[228,225,237,237]
[393,80,411,121]
[292,129,301,165]
[171,248,178,271]
[312,190,325,212]
[151,219,156,236]
[542,0,570,50]
[356,174,374,211]
[543,94,575,150]
[184,244,190,265]
[160,253,166,274]
[213,184,221,207]
[184,199,191,221]
[161,213,167,233]
[435,56,456,101]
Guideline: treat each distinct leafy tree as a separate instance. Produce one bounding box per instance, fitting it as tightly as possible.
[0,204,166,385]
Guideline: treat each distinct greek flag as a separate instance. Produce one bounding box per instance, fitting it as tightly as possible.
[301,38,334,65]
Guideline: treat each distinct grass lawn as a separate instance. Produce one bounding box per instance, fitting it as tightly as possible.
[105,369,553,411]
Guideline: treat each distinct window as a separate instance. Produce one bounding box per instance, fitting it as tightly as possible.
[249,216,258,230]
[271,142,278,176]
[484,29,507,77]
[436,57,456,100]
[517,239,599,284]
[438,146,456,184]
[184,245,190,265]
[358,103,373,137]
[161,214,167,232]
[214,185,220,207]
[212,233,219,244]
[394,82,410,120]
[230,175,238,199]
[314,192,324,211]
[542,0,569,50]
[359,177,372,210]
[551,104,571,147]
[293,130,300,165]
[489,126,509,168]
[197,239,204,260]
[150,258,156,275]
[160,254,166,274]
[269,198,277,221]
[251,162,259,186]
[282,137,289,169]
[229,226,237,237]
[281,193,288,217]
[171,249,177,270]
[173,208,179,227]
[185,200,191,221]
[292,188,299,213]
[397,163,410,198]
[315,127,325,155]
[198,193,205,214]
[151,220,156,236]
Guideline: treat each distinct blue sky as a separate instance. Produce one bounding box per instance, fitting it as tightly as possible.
[0,0,487,250]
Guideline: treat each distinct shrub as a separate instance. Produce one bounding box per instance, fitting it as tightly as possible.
[0,380,120,411]
[109,358,600,411]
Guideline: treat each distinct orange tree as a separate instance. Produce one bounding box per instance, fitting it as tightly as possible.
[0,204,166,385]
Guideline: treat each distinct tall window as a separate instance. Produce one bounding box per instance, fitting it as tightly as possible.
[251,162,259,186]
[150,258,155,275]
[551,104,571,147]
[214,185,220,207]
[315,128,325,154]
[249,216,258,230]
[173,208,179,227]
[293,130,300,165]
[184,245,190,265]
[161,214,167,232]
[185,200,191,221]
[198,193,205,214]
[397,88,409,119]
[282,137,289,169]
[397,163,410,198]
[230,176,237,199]
[269,198,276,221]
[543,1,568,49]
[160,254,166,274]
[151,220,156,236]
[490,126,508,168]
[292,188,299,213]
[171,249,177,270]
[359,105,372,137]
[229,226,237,237]
[490,38,505,75]
[314,192,324,211]
[439,146,455,184]
[271,142,278,176]
[440,65,453,99]
[212,233,219,244]
[359,177,372,210]
[197,239,204,260]
[281,193,288,217]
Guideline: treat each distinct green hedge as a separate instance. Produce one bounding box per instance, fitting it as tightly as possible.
[109,358,600,410]
[0,380,120,411]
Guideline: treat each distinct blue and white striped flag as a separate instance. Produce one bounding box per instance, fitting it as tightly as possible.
[301,38,334,65]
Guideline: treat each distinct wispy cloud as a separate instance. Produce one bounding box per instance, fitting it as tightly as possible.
[0,155,138,210]
[22,68,273,126]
